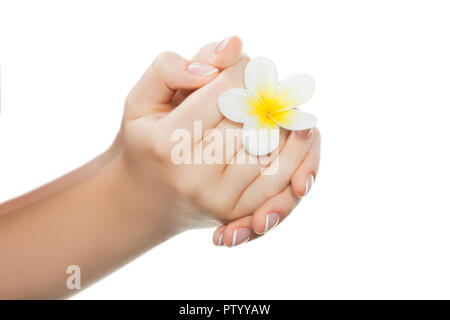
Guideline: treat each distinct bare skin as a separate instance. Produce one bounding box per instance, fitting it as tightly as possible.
[0,37,321,299]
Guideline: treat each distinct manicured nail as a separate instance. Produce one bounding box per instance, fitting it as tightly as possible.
[187,63,219,76]
[217,233,224,246]
[232,228,251,247]
[215,36,232,54]
[264,213,280,234]
[295,128,312,139]
[304,174,315,196]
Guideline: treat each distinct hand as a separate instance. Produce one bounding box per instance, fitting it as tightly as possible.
[118,36,321,241]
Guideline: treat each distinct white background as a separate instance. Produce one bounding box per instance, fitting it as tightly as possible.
[1,0,450,299]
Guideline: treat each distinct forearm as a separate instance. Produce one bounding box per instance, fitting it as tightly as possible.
[0,147,176,299]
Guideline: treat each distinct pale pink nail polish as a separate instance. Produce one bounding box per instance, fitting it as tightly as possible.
[231,228,251,247]
[264,213,280,233]
[187,63,219,76]
[295,128,312,139]
[215,36,232,54]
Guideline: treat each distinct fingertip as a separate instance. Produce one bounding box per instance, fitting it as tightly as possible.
[291,169,316,197]
[213,225,226,246]
[214,35,242,55]
[227,35,243,55]
[222,226,234,247]
[253,212,267,235]
[211,35,244,68]
[291,173,306,197]
[221,216,253,247]
[253,209,283,235]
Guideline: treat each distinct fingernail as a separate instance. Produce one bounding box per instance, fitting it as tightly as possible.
[295,128,312,139]
[187,63,219,77]
[215,36,232,54]
[304,174,315,196]
[264,213,280,234]
[217,233,224,246]
[231,228,251,247]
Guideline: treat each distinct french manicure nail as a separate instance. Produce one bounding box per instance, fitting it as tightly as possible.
[295,128,312,139]
[215,36,232,54]
[187,63,219,77]
[264,213,280,233]
[217,233,224,246]
[304,174,315,196]
[232,228,251,247]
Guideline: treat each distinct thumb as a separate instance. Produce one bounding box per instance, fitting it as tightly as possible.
[125,51,219,120]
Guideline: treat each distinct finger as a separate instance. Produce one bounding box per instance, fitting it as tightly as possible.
[212,184,297,246]
[161,55,250,140]
[252,185,299,235]
[194,115,285,179]
[192,36,243,69]
[197,118,243,172]
[291,128,321,197]
[125,51,219,120]
[253,132,321,233]
[217,129,289,205]
[228,128,314,219]
[221,215,255,247]
[172,36,243,106]
[213,225,226,246]
[213,131,321,245]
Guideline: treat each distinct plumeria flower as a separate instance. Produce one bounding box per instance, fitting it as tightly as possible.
[218,57,317,156]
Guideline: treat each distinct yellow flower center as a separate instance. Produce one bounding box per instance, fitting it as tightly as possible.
[248,93,288,129]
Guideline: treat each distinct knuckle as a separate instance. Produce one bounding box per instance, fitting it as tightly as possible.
[170,175,188,196]
[216,208,235,224]
[150,131,170,160]
[152,51,177,74]
[154,51,175,65]
[217,201,244,223]
[219,216,234,225]
[214,198,233,219]
[124,90,140,113]
[199,187,235,221]
[171,173,198,200]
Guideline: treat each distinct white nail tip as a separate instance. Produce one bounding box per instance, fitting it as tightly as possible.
[202,68,220,76]
[304,174,315,196]
[232,230,237,247]
[264,214,270,233]
[264,214,280,234]
[218,234,223,246]
[216,36,232,53]
[187,63,219,76]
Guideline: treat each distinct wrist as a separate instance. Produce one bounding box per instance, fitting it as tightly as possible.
[110,148,182,239]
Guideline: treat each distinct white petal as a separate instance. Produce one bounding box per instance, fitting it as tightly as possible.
[217,88,259,123]
[242,118,280,156]
[245,57,278,100]
[276,73,315,109]
[272,109,317,131]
